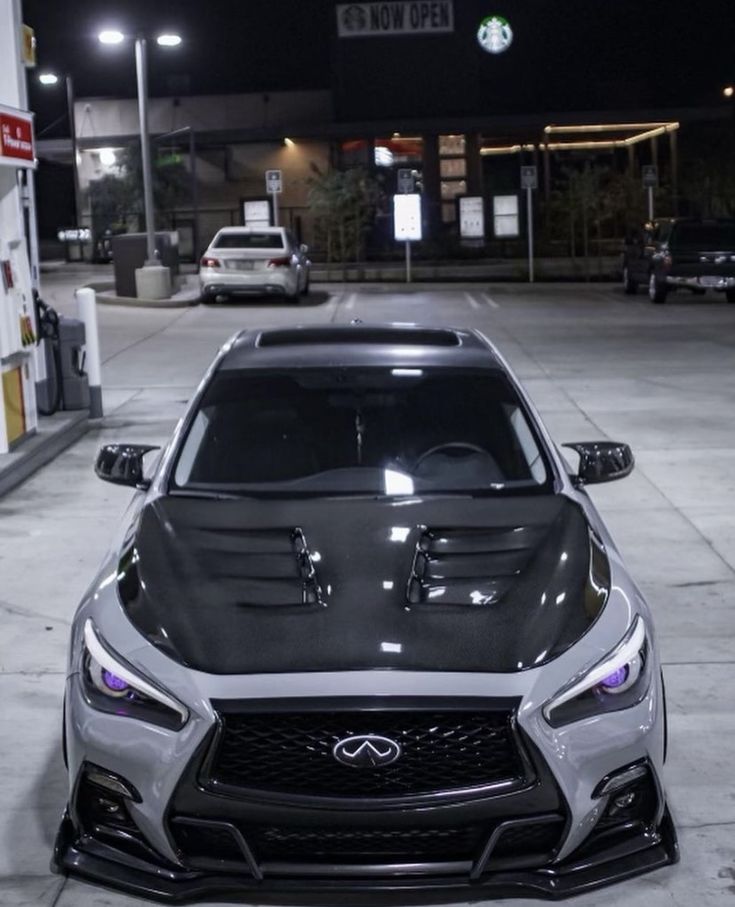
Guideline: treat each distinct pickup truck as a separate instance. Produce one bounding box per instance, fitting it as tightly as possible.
[622,218,735,303]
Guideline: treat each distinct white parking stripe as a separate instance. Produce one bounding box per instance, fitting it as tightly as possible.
[344,292,357,310]
[482,292,500,309]
[464,291,481,309]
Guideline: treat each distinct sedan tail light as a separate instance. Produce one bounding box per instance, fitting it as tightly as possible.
[200,256,221,268]
[267,256,291,268]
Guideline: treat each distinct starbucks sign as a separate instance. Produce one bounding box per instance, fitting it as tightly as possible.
[477,15,513,54]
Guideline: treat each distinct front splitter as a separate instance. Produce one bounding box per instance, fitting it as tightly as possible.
[52,808,678,903]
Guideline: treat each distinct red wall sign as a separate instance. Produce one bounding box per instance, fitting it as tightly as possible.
[0,112,34,163]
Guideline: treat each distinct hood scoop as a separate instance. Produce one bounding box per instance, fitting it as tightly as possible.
[407,526,546,606]
[122,524,323,609]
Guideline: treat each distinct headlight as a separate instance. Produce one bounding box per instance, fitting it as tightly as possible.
[81,619,188,730]
[543,616,650,728]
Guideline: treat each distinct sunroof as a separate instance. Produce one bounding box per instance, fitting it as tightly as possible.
[257,327,461,348]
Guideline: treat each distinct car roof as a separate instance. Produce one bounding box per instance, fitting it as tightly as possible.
[214,226,285,234]
[219,323,504,371]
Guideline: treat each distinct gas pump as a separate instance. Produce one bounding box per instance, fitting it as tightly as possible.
[0,220,38,452]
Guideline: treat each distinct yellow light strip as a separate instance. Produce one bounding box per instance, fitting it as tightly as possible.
[545,139,627,151]
[480,143,536,155]
[623,123,679,145]
[544,122,674,135]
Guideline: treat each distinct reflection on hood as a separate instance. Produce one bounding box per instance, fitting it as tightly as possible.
[118,493,609,675]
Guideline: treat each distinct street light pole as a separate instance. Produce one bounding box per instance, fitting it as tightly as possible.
[134,37,156,263]
[65,74,83,231]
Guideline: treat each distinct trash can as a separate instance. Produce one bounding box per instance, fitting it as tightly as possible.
[111,232,180,297]
[56,317,90,411]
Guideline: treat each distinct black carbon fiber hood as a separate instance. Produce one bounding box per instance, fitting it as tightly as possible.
[118,494,609,674]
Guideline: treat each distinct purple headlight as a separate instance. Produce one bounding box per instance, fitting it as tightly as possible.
[600,665,629,690]
[102,669,129,693]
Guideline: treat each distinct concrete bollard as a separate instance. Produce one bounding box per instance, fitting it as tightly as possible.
[76,287,103,419]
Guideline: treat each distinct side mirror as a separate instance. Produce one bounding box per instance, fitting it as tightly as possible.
[300,243,309,254]
[95,444,160,489]
[562,441,634,485]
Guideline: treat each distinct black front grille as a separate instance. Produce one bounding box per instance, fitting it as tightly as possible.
[206,708,525,799]
[247,824,486,863]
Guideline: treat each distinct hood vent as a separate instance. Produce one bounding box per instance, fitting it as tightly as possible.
[406,526,545,607]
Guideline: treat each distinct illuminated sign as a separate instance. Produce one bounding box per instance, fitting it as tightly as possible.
[394,194,422,241]
[0,105,35,168]
[493,195,519,237]
[477,15,513,54]
[459,197,484,239]
[243,200,271,227]
[337,2,454,38]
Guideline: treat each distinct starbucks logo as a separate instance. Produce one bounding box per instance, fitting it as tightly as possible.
[477,15,513,54]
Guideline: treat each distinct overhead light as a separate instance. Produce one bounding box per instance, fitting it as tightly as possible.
[98,148,117,167]
[724,86,734,98]
[284,137,295,147]
[38,72,59,85]
[98,29,125,45]
[156,33,182,47]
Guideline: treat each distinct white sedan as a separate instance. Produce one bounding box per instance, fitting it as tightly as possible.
[199,226,311,303]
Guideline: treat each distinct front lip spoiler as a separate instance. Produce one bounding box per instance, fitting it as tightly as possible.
[52,807,678,903]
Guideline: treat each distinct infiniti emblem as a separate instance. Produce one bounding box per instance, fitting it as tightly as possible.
[332,735,402,768]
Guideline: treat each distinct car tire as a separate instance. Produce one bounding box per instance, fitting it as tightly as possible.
[622,265,638,295]
[726,289,735,304]
[200,292,215,305]
[649,272,668,304]
[302,274,311,297]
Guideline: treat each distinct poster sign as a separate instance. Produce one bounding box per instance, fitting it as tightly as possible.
[397,168,415,193]
[243,200,271,227]
[459,197,484,238]
[493,195,519,237]
[337,2,454,38]
[0,106,35,167]
[394,194,422,241]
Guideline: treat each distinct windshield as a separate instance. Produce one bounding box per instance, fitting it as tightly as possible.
[214,233,284,249]
[671,223,735,249]
[172,368,552,496]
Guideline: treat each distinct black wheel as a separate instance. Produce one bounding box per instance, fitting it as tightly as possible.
[622,264,638,295]
[726,289,735,304]
[648,272,668,304]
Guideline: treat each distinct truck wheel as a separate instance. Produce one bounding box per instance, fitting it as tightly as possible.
[622,265,638,295]
[649,272,668,304]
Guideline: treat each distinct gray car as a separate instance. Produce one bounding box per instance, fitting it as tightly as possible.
[53,323,677,900]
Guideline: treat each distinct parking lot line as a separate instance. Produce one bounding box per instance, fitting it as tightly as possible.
[482,292,500,309]
[464,291,481,309]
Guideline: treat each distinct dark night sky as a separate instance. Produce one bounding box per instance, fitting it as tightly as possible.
[24,0,735,133]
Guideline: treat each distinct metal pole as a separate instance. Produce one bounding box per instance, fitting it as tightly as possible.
[189,129,199,260]
[272,190,279,226]
[76,287,103,418]
[647,186,654,221]
[527,187,534,283]
[134,37,156,263]
[66,75,83,233]
[405,240,411,283]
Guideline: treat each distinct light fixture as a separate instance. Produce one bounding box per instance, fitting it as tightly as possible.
[98,29,125,45]
[724,85,734,98]
[98,147,116,167]
[38,72,59,85]
[156,33,182,47]
[284,137,295,147]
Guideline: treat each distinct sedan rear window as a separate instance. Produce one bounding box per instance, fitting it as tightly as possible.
[172,368,552,496]
[214,233,285,249]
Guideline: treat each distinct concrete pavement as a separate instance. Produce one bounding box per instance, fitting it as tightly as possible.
[2,274,735,905]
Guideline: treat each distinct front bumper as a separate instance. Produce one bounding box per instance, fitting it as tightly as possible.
[53,805,677,901]
[666,274,735,290]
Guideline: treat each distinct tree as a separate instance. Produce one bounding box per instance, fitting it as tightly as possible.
[308,166,380,263]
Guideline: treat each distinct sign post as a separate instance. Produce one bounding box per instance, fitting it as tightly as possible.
[641,165,657,221]
[397,168,415,194]
[520,165,537,283]
[393,194,422,284]
[265,169,282,226]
